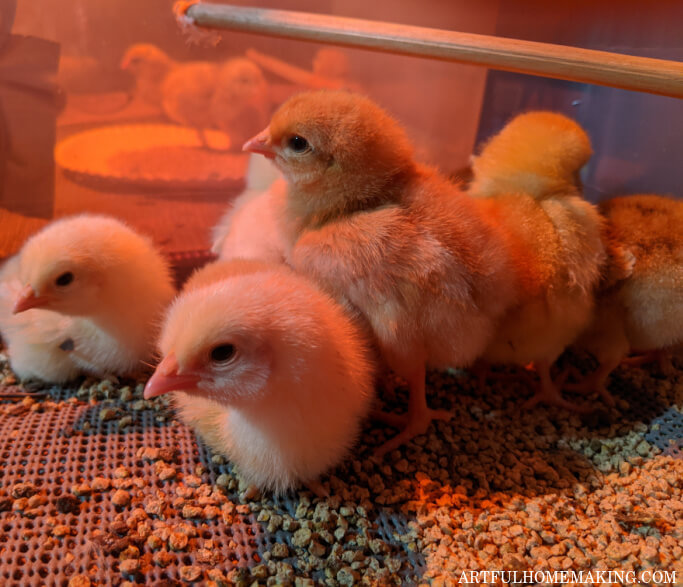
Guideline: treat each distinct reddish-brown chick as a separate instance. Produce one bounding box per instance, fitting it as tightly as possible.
[244,90,518,454]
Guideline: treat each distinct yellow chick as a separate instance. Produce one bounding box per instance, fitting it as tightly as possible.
[1,256,83,383]
[468,111,606,410]
[11,215,175,377]
[144,260,375,494]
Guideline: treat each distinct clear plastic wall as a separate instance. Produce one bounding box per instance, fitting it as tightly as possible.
[1,0,681,264]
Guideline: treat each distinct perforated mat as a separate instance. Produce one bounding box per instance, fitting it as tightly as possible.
[0,352,681,586]
[0,373,424,586]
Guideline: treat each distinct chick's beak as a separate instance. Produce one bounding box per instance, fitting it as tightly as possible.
[242,127,275,159]
[144,351,201,399]
[12,285,48,314]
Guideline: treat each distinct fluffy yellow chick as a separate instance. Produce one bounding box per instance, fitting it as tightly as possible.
[211,153,289,263]
[11,215,175,377]
[468,111,593,199]
[2,254,146,383]
[210,58,271,151]
[468,111,606,410]
[0,256,82,383]
[144,260,375,494]
[570,194,683,402]
[243,90,518,454]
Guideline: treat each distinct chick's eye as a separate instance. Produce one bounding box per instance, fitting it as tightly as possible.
[55,272,74,287]
[288,135,309,153]
[210,344,236,363]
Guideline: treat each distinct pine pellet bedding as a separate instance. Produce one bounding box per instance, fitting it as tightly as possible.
[0,351,681,586]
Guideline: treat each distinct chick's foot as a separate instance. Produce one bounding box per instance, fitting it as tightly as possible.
[373,407,452,458]
[374,366,452,456]
[521,360,591,412]
[561,360,618,407]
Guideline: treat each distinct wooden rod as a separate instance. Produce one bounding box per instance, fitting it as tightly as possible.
[184,3,683,99]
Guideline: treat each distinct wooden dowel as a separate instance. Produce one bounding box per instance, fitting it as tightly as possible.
[184,3,683,99]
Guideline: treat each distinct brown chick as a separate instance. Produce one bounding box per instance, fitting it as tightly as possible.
[244,90,518,455]
[468,111,607,410]
[570,194,683,402]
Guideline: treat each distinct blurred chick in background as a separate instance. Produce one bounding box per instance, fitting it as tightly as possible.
[121,45,269,150]
[10,215,175,379]
[120,43,173,106]
[244,90,518,454]
[569,194,683,403]
[211,154,289,263]
[121,43,218,147]
[161,61,217,146]
[468,111,606,411]
[144,260,375,494]
[210,58,271,151]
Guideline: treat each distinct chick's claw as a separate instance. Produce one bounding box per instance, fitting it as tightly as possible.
[522,361,592,413]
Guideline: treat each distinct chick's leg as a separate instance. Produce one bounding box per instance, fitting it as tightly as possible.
[522,359,590,412]
[196,127,229,152]
[374,365,452,457]
[620,350,667,369]
[562,357,620,406]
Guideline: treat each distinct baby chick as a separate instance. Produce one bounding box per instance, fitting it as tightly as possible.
[468,111,606,410]
[0,256,81,383]
[468,111,593,199]
[120,43,173,106]
[211,153,289,263]
[210,58,271,151]
[144,260,375,494]
[161,61,218,145]
[244,90,518,454]
[570,194,683,402]
[0,256,144,383]
[121,43,218,146]
[11,215,175,377]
